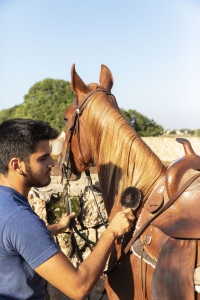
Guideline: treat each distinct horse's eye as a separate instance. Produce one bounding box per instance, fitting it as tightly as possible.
[63,117,68,124]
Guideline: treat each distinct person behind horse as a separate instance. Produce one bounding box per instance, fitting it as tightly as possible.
[0,118,134,300]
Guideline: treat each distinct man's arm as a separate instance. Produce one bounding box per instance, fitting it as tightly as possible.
[35,208,134,300]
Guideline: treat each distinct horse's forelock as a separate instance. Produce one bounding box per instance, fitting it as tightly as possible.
[87,83,100,90]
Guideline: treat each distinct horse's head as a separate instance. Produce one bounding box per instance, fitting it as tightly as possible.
[59,64,115,181]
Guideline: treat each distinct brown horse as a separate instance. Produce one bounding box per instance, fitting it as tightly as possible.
[59,64,200,299]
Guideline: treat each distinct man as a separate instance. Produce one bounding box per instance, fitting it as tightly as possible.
[0,118,134,300]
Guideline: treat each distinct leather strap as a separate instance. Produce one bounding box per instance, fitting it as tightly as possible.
[65,88,116,169]
[73,87,115,113]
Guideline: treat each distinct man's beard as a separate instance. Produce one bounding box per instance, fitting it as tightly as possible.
[23,163,51,188]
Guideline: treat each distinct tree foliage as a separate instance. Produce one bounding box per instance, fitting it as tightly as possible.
[13,78,74,131]
[169,130,176,134]
[0,78,164,136]
[120,108,164,136]
[180,128,195,135]
[195,129,200,137]
[0,105,21,123]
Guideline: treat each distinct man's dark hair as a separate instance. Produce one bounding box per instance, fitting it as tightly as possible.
[0,118,59,174]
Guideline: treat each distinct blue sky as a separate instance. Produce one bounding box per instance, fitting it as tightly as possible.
[0,0,200,130]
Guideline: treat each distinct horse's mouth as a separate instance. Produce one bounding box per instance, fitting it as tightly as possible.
[58,159,81,182]
[63,164,81,181]
[65,169,81,181]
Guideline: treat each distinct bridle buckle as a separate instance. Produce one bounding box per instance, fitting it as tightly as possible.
[75,108,81,115]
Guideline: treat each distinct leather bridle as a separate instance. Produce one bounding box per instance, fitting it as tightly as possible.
[61,87,115,248]
[61,87,117,181]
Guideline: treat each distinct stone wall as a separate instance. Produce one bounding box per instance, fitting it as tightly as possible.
[28,174,108,300]
[142,137,200,163]
[51,134,200,165]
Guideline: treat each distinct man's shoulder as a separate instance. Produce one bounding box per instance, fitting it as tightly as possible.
[0,186,32,225]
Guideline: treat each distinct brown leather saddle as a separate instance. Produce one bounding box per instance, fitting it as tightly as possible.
[133,138,200,300]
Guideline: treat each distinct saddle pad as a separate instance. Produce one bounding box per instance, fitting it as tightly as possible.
[152,238,196,300]
[132,238,156,268]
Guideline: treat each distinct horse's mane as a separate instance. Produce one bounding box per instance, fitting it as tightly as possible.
[85,90,166,205]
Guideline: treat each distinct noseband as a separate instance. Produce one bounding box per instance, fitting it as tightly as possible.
[62,87,117,181]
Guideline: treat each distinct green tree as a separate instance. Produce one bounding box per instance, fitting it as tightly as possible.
[120,108,163,136]
[195,129,200,137]
[0,79,164,136]
[180,128,195,135]
[190,130,195,135]
[169,130,176,134]
[0,105,21,124]
[14,78,74,131]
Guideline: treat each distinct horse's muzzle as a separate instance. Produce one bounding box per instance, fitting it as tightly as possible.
[65,167,81,181]
[58,155,81,181]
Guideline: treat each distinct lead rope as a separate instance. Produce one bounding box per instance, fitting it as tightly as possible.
[64,178,97,246]
[85,169,108,229]
[64,181,83,262]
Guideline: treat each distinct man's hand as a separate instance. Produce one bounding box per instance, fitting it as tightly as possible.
[106,208,135,239]
[47,212,75,236]
[58,212,76,231]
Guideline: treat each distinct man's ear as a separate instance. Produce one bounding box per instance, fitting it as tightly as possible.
[9,158,23,175]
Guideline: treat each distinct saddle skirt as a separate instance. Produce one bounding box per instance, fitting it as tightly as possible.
[131,168,200,299]
[139,168,200,242]
[132,168,200,262]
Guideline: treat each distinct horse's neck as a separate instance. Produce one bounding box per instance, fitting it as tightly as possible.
[97,144,166,215]
[90,113,166,214]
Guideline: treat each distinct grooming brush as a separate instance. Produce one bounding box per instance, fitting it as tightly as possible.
[117,187,142,244]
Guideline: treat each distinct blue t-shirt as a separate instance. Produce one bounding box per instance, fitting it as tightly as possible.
[0,185,60,300]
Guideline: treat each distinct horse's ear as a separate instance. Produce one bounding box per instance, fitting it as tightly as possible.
[99,64,114,91]
[71,64,90,96]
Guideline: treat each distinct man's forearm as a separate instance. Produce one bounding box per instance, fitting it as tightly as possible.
[47,223,67,236]
[76,227,116,296]
[47,213,74,235]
